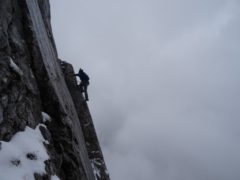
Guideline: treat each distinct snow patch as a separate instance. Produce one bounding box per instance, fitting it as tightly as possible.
[42,112,52,123]
[91,159,101,179]
[51,175,60,180]
[0,124,49,180]
[105,169,109,176]
[9,57,24,77]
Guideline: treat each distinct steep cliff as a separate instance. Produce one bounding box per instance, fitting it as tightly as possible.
[0,0,110,180]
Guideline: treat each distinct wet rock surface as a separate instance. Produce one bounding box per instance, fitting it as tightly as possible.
[0,1,109,180]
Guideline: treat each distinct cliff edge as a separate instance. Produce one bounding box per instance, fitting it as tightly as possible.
[0,0,110,180]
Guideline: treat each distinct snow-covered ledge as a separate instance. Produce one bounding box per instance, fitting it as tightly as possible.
[0,124,59,180]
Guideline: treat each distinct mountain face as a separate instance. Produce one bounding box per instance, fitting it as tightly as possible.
[0,0,110,180]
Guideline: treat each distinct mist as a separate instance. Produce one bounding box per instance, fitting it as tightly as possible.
[51,0,240,179]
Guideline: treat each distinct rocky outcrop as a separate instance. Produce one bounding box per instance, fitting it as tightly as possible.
[0,0,109,180]
[61,61,110,180]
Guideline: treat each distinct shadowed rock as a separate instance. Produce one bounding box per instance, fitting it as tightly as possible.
[0,0,109,180]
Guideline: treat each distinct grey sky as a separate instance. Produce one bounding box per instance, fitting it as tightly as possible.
[50,0,240,179]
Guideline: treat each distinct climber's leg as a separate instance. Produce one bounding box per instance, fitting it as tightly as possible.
[84,84,89,101]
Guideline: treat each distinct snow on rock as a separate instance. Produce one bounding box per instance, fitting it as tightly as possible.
[51,175,60,180]
[0,124,50,180]
[9,57,24,77]
[91,159,101,180]
[42,112,52,123]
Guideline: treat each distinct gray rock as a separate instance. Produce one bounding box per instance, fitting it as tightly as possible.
[11,159,21,167]
[0,94,8,108]
[26,153,38,160]
[0,105,3,124]
[61,61,110,180]
[0,0,109,179]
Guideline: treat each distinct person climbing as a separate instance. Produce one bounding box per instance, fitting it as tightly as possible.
[74,68,90,101]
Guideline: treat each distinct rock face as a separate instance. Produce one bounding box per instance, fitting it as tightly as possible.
[0,0,110,180]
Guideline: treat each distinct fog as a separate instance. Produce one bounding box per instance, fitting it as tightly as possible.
[51,0,240,179]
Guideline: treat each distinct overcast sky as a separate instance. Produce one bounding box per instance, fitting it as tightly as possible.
[50,0,240,179]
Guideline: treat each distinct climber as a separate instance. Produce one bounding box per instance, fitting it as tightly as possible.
[74,68,90,101]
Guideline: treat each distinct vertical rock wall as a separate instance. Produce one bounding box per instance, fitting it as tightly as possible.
[61,61,110,180]
[0,0,109,180]
[0,0,42,141]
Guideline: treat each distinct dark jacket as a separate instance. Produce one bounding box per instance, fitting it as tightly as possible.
[75,69,89,82]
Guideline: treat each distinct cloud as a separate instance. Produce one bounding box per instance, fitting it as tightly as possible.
[51,0,240,179]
